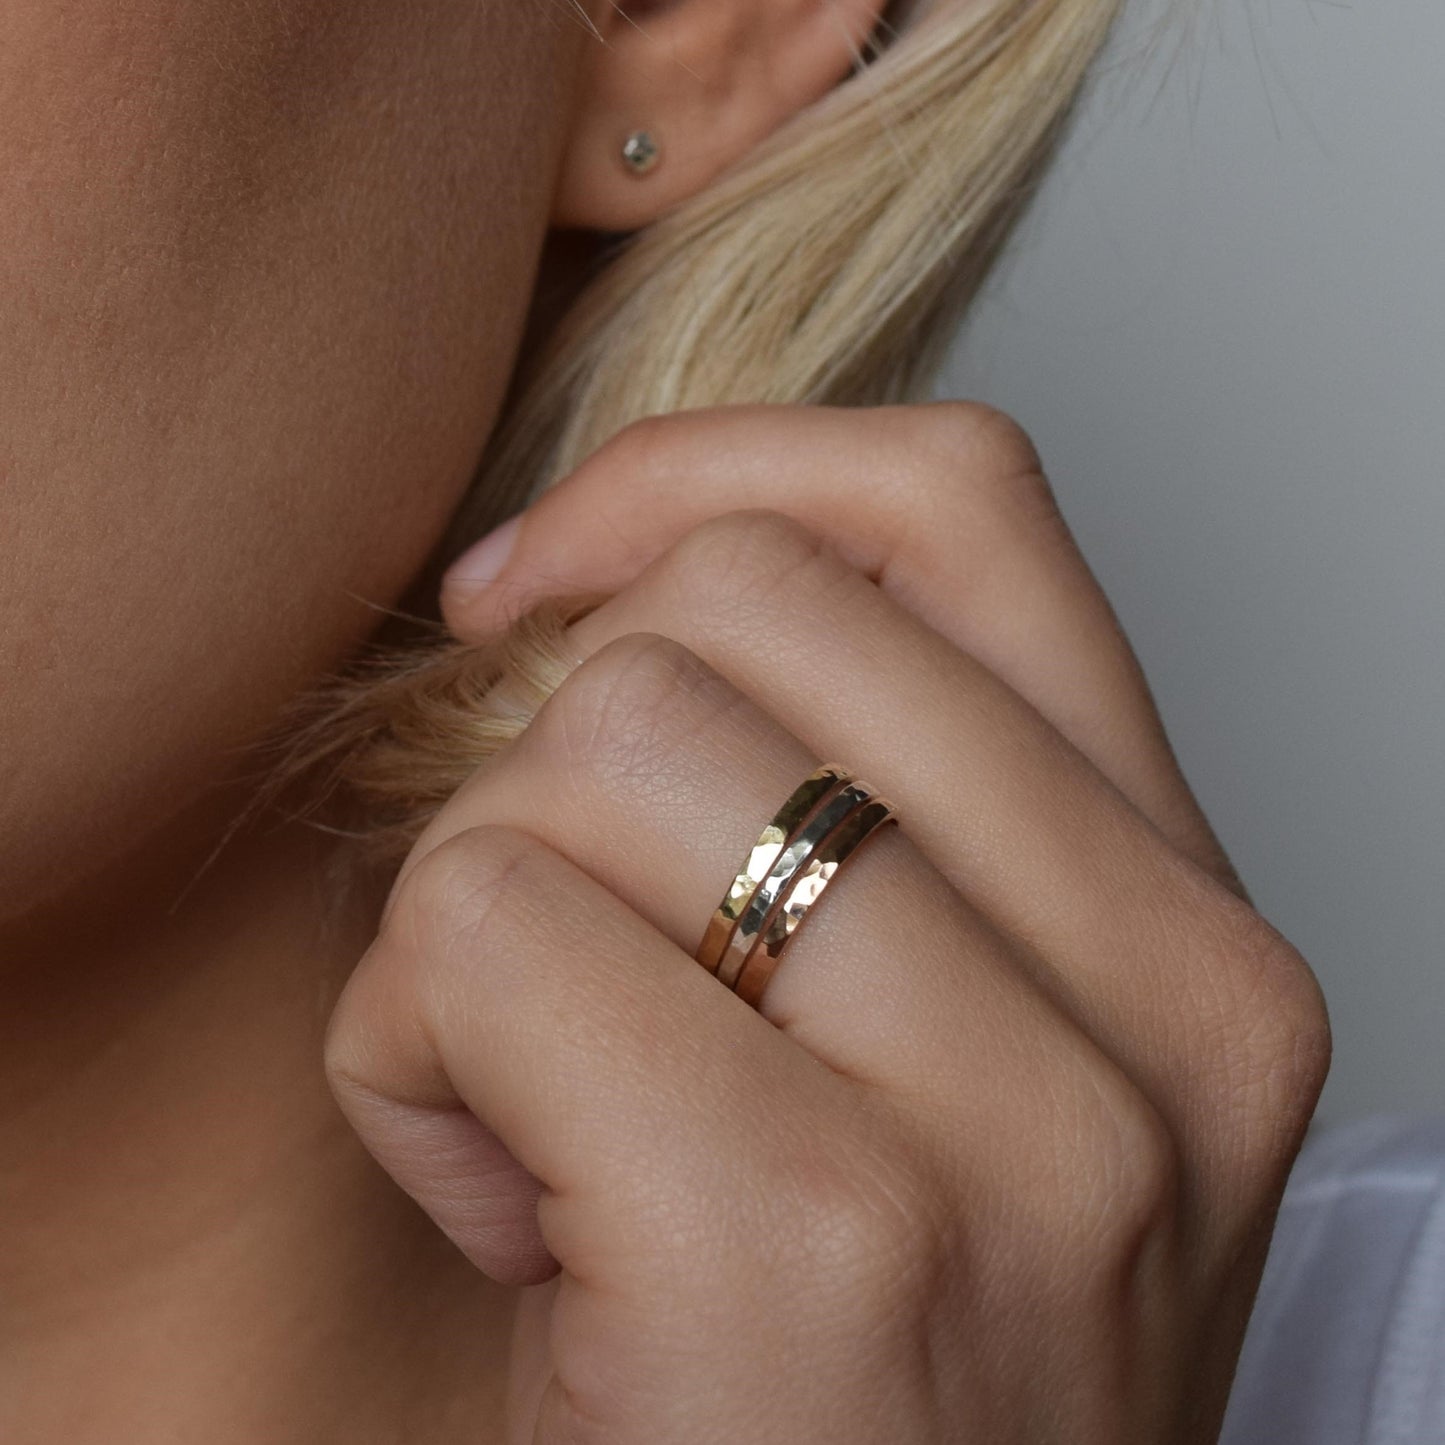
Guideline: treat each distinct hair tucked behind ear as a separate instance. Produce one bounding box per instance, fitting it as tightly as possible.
[257,0,1123,865]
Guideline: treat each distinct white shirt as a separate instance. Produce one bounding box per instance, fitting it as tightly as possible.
[1220,1111,1445,1443]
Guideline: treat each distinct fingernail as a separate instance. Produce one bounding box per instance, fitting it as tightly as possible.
[444,514,522,592]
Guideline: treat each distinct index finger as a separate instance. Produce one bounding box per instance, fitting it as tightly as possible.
[441,402,1240,894]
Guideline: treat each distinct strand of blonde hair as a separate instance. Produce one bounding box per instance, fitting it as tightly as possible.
[253,0,1124,866]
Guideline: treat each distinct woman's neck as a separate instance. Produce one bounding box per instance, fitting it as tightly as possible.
[0,798,515,1443]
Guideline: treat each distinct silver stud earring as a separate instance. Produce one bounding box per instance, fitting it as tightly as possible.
[621,130,660,176]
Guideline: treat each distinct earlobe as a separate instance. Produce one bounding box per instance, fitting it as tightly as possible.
[551,0,885,233]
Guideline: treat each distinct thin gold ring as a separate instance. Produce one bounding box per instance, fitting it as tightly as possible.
[692,763,851,977]
[732,794,898,1009]
[713,779,878,992]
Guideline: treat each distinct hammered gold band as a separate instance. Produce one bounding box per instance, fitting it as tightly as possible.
[693,763,900,1011]
[732,794,897,1007]
[712,777,878,991]
[692,763,850,978]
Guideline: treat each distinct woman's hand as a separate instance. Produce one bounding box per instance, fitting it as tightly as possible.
[323,402,1331,1443]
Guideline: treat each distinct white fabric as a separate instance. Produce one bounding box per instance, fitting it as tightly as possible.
[1220,1111,1445,1444]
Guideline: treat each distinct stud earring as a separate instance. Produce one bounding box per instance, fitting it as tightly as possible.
[621,130,660,176]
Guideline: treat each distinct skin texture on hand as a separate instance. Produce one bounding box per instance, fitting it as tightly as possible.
[326,403,1333,1443]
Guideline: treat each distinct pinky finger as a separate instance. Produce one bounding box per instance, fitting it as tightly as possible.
[322,823,835,1289]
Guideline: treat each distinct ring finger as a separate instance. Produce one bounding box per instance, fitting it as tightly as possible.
[356,629,1152,1290]
[467,509,1297,1174]
[417,507,1320,1234]
[401,628,1086,1120]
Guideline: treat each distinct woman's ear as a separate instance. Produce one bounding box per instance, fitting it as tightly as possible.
[552,0,886,233]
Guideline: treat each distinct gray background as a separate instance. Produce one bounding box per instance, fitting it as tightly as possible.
[937,0,1443,1126]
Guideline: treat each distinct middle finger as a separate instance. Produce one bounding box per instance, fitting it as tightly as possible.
[405,629,1042,1112]
[505,505,1285,1125]
[408,519,1282,1198]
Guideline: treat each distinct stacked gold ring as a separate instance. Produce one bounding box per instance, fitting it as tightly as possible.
[693,762,899,1011]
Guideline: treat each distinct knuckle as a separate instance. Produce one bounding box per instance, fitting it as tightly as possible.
[902,403,1069,558]
[584,406,788,483]
[779,1129,949,1311]
[323,824,547,1102]
[586,411,689,480]
[542,630,740,792]
[1190,920,1335,1267]
[1159,883,1333,1204]
[675,507,828,600]
[1063,1062,1183,1279]
[1245,946,1332,1101]
[912,399,1048,485]
[1204,899,1332,1095]
[1221,919,1334,1167]
[663,508,856,625]
[384,823,547,970]
[321,977,377,1097]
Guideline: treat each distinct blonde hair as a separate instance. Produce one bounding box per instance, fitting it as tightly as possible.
[259,0,1125,866]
